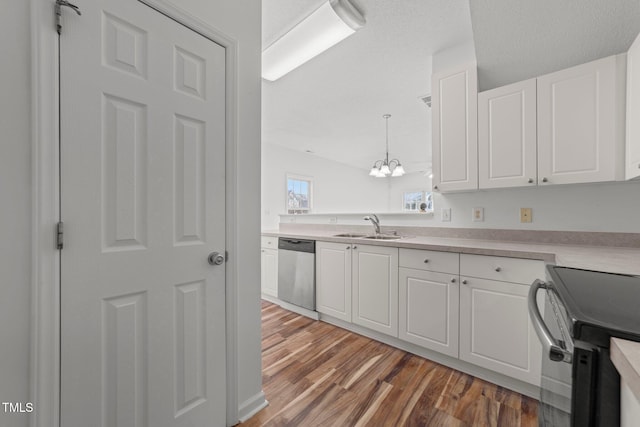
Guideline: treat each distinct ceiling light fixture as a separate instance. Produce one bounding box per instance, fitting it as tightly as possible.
[262,0,365,81]
[369,114,405,178]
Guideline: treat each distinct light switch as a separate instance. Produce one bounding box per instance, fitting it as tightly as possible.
[520,208,532,223]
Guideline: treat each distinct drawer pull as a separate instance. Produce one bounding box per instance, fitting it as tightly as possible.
[450,278,456,283]
[462,280,468,285]
[423,259,429,263]
[495,267,502,272]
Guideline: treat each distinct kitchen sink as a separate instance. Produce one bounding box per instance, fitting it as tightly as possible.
[333,233,368,238]
[363,235,402,240]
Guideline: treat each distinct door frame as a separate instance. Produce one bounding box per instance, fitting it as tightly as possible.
[30,1,241,426]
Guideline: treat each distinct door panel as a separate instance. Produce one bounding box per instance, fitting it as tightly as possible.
[60,0,226,425]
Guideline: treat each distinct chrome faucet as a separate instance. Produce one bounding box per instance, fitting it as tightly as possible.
[364,214,381,235]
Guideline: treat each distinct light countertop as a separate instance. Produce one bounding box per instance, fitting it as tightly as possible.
[611,338,640,403]
[262,229,640,275]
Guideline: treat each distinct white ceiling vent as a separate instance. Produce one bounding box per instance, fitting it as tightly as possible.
[418,94,432,108]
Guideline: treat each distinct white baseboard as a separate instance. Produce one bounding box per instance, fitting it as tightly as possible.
[261,295,320,320]
[237,391,268,423]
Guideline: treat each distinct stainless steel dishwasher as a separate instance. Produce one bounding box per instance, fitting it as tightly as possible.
[277,238,315,310]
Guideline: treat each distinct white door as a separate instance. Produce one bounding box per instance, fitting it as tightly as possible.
[316,241,352,322]
[627,32,640,180]
[398,268,459,358]
[431,63,478,193]
[352,245,398,337]
[459,277,541,386]
[60,0,227,425]
[478,78,538,189]
[537,55,624,185]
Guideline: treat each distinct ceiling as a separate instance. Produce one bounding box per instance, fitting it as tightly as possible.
[262,0,640,173]
[262,0,474,174]
[470,0,640,91]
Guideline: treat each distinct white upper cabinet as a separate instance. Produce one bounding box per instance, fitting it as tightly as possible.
[478,79,538,189]
[432,63,478,192]
[627,32,640,180]
[537,55,625,185]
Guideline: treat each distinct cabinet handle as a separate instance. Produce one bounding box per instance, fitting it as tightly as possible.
[527,178,534,184]
[495,267,502,272]
[423,259,429,263]
[542,177,548,183]
[261,249,265,252]
[450,278,456,283]
[637,164,640,169]
[353,245,358,250]
[462,279,468,285]
[346,246,351,250]
[433,185,439,190]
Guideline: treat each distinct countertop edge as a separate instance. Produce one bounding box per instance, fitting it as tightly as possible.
[611,338,640,403]
[263,231,557,263]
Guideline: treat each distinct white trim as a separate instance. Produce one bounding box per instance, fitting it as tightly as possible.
[31,1,247,425]
[30,0,61,426]
[237,391,269,423]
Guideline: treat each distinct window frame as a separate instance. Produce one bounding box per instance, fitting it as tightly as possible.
[402,190,433,213]
[285,173,313,214]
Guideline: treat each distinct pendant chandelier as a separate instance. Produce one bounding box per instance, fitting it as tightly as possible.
[369,114,405,177]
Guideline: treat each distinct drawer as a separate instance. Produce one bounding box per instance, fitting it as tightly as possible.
[261,236,278,249]
[460,254,545,285]
[399,248,459,274]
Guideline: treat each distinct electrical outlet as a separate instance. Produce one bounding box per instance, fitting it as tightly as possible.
[441,208,451,222]
[472,207,484,222]
[328,216,338,224]
[287,216,296,223]
[520,208,532,223]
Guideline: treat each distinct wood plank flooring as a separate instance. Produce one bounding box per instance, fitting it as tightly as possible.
[239,301,538,427]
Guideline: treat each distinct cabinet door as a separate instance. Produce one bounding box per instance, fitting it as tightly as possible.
[352,245,399,336]
[459,276,541,385]
[537,55,624,185]
[399,268,459,357]
[316,241,352,322]
[261,248,278,298]
[432,63,478,192]
[478,79,537,189]
[627,32,640,180]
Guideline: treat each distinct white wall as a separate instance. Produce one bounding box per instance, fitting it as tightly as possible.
[1,1,262,426]
[433,181,640,232]
[262,143,391,229]
[0,1,32,426]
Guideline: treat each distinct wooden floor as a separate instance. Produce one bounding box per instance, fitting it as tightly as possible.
[240,301,538,427]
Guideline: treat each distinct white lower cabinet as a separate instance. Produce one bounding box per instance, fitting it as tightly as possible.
[399,268,459,358]
[261,237,278,298]
[352,245,399,337]
[459,254,544,386]
[316,241,352,322]
[316,240,546,390]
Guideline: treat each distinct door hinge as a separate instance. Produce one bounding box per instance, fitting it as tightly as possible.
[56,221,64,250]
[55,0,81,35]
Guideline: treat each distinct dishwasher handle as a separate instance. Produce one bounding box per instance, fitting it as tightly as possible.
[278,238,315,253]
[528,279,572,363]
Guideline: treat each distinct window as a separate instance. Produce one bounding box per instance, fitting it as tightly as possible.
[403,191,433,212]
[286,174,313,214]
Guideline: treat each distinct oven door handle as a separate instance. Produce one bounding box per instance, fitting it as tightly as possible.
[528,279,572,363]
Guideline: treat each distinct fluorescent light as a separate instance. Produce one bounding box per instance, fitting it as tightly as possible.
[262,0,365,81]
